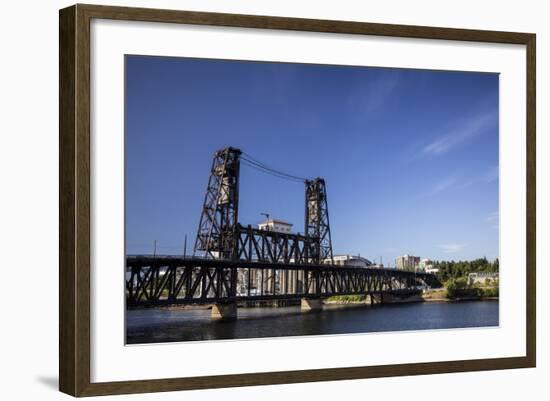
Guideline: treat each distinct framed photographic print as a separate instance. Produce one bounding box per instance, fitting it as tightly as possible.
[59,4,536,397]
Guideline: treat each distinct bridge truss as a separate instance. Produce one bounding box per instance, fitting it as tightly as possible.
[193,147,334,264]
[126,256,441,307]
[236,224,315,264]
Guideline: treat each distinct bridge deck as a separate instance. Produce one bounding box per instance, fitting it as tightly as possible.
[126,256,441,307]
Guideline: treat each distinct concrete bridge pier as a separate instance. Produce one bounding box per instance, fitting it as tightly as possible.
[211,303,237,320]
[301,298,323,312]
[369,293,383,305]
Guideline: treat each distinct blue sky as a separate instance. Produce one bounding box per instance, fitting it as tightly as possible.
[125,55,499,265]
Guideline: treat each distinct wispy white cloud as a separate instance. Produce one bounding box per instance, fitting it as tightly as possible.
[459,165,499,189]
[423,111,497,156]
[348,74,400,114]
[439,243,466,253]
[428,176,458,196]
[421,164,498,198]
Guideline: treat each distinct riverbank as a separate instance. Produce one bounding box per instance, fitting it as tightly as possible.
[326,290,499,305]
[133,288,498,312]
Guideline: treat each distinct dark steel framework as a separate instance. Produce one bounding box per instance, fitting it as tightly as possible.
[194,147,241,259]
[236,224,311,264]
[126,256,442,307]
[305,178,334,264]
[193,147,335,264]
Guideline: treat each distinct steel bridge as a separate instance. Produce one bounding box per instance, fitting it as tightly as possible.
[126,256,442,308]
[126,147,442,315]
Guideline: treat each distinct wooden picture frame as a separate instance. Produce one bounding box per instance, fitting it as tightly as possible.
[59,3,536,397]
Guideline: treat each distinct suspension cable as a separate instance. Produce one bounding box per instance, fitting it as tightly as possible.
[241,152,308,183]
[240,159,306,183]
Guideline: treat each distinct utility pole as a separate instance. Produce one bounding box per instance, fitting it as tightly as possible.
[153,240,157,256]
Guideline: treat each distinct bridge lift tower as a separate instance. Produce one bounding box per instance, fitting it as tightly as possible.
[194,147,241,260]
[194,146,333,264]
[305,178,334,263]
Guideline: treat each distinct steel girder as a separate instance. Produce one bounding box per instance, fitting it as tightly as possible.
[126,257,441,307]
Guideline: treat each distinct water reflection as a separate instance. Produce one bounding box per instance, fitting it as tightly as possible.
[126,301,499,344]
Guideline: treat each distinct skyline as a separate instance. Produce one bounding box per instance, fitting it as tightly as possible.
[125,55,499,265]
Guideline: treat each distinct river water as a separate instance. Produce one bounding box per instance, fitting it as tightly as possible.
[126,300,499,344]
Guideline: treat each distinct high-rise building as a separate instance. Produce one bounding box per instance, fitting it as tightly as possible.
[395,254,420,270]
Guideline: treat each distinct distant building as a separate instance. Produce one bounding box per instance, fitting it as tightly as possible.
[258,219,293,234]
[327,255,373,268]
[418,258,434,271]
[395,254,420,270]
[425,267,440,274]
[468,272,499,286]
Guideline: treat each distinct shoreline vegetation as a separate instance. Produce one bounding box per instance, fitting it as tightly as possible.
[325,277,499,305]
[320,255,500,306]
